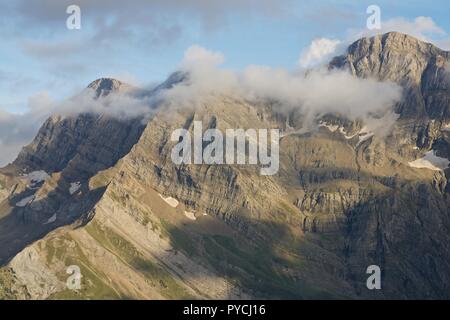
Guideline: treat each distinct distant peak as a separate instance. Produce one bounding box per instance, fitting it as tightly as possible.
[375,31,420,40]
[88,78,123,90]
[156,71,189,90]
[348,31,445,54]
[330,32,448,75]
[87,78,130,98]
[357,32,422,43]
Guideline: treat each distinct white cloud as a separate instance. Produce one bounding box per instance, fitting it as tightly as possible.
[0,44,404,167]
[350,16,447,44]
[0,143,26,167]
[109,72,142,86]
[0,107,49,166]
[240,66,401,128]
[45,90,156,120]
[0,88,156,166]
[299,38,342,69]
[382,16,445,40]
[182,45,225,69]
[162,45,402,133]
[160,45,237,106]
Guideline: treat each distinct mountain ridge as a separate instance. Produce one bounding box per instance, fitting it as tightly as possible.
[1,32,449,299]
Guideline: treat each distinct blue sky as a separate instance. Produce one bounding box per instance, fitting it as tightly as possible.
[1,0,449,114]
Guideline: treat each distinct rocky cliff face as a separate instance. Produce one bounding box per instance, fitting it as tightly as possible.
[14,79,145,178]
[331,32,450,154]
[331,32,450,120]
[0,32,449,300]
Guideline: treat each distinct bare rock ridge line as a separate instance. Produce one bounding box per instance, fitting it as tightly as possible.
[0,32,449,299]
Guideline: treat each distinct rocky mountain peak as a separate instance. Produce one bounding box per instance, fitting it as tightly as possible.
[87,78,130,98]
[13,77,145,174]
[331,32,449,82]
[148,71,189,95]
[331,32,450,120]
[351,32,443,55]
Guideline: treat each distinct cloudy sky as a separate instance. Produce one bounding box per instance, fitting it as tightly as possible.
[0,0,450,165]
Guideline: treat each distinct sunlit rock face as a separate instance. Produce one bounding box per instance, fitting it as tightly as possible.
[0,33,450,300]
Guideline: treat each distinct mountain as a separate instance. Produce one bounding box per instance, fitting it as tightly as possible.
[86,78,140,98]
[0,32,449,299]
[14,78,141,172]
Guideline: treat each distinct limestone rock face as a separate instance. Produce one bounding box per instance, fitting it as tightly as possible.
[1,33,450,300]
[331,32,450,120]
[14,79,146,179]
[331,32,450,156]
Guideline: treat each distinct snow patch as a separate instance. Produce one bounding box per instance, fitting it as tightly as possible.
[159,194,179,208]
[69,182,81,195]
[339,127,358,139]
[356,127,374,147]
[285,117,294,131]
[24,170,50,183]
[318,121,356,139]
[357,132,374,146]
[44,214,57,225]
[21,170,50,188]
[319,121,371,142]
[408,151,450,171]
[16,195,35,207]
[318,121,339,133]
[184,211,197,220]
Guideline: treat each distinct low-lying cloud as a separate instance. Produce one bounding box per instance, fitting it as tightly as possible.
[0,44,403,167]
[299,38,343,69]
[161,45,402,129]
[0,89,155,166]
[0,103,51,166]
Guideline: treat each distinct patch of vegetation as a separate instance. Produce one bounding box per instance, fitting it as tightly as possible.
[160,221,199,257]
[44,234,122,300]
[108,189,125,205]
[86,221,194,299]
[278,201,300,217]
[201,234,338,299]
[49,262,121,300]
[89,169,115,190]
[133,257,194,299]
[86,221,139,262]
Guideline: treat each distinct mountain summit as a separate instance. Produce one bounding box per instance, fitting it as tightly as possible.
[87,78,131,98]
[331,32,450,120]
[0,33,449,299]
